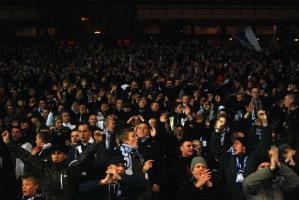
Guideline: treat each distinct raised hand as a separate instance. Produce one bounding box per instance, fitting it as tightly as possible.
[194,169,212,188]
[152,183,160,193]
[257,110,268,126]
[31,147,41,156]
[160,113,168,123]
[185,106,191,116]
[142,160,154,173]
[1,130,10,144]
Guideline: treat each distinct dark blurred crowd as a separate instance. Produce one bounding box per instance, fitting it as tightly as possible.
[1,38,299,200]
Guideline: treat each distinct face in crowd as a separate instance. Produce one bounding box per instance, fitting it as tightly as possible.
[180,141,194,157]
[22,177,39,197]
[124,131,138,148]
[135,123,150,140]
[78,124,91,144]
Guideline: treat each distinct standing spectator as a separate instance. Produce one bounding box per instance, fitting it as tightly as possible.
[0,138,17,200]
[210,110,272,200]
[118,129,153,200]
[31,131,52,161]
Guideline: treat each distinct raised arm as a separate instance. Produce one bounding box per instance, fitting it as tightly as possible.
[251,111,272,157]
[68,142,99,171]
[209,118,226,161]
[2,131,43,170]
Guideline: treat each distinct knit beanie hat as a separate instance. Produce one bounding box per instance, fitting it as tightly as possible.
[190,156,208,171]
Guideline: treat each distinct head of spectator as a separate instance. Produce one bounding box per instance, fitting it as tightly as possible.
[232,136,248,155]
[6,104,15,115]
[49,144,69,163]
[35,131,51,149]
[174,124,184,141]
[135,122,150,140]
[130,80,139,91]
[105,117,116,132]
[61,109,71,124]
[70,128,80,146]
[88,114,97,127]
[165,79,173,88]
[236,92,244,102]
[78,123,92,145]
[10,125,22,142]
[22,175,41,199]
[79,103,88,115]
[41,106,50,120]
[174,102,184,114]
[192,140,203,156]
[150,101,160,112]
[284,93,297,111]
[174,79,181,87]
[53,116,63,129]
[28,97,37,110]
[100,102,110,113]
[182,95,189,106]
[116,99,124,110]
[123,102,132,113]
[251,87,260,100]
[119,129,138,148]
[138,97,147,109]
[190,156,208,177]
[143,79,153,90]
[180,139,194,157]
[38,99,47,111]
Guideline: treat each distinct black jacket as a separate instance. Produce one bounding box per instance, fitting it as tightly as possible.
[7,142,97,200]
[0,140,17,200]
[176,178,222,200]
[210,126,272,200]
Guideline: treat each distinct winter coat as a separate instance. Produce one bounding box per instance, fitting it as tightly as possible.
[210,126,272,200]
[7,142,97,200]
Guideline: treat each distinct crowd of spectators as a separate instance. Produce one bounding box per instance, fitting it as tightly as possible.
[1,37,299,200]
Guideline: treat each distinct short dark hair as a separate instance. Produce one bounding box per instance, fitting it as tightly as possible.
[78,122,90,130]
[37,131,51,143]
